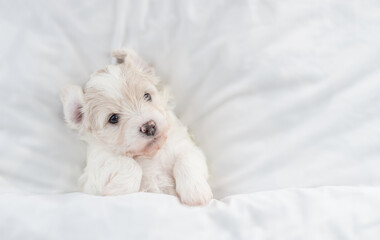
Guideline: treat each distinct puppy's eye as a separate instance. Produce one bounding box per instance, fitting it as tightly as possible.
[144,93,152,102]
[108,114,119,124]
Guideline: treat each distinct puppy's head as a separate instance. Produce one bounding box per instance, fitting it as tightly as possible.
[61,49,169,157]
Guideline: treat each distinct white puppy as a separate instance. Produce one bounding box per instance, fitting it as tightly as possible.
[61,49,213,206]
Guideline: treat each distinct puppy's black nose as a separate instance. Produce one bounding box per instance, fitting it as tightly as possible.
[140,120,156,136]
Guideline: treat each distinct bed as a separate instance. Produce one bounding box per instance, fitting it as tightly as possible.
[1,0,380,239]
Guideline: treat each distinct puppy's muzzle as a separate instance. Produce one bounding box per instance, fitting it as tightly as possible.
[140,120,156,136]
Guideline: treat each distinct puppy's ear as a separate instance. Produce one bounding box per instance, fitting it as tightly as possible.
[60,85,84,130]
[111,49,128,64]
[112,49,155,76]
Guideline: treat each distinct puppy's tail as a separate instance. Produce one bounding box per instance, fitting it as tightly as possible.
[111,49,128,64]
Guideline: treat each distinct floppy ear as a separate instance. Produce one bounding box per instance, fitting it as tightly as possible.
[111,49,155,76]
[60,85,84,130]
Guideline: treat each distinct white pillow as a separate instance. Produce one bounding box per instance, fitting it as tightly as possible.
[1,0,380,198]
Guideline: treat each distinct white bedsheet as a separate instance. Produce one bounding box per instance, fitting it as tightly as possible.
[1,0,380,239]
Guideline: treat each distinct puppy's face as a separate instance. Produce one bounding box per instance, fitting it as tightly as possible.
[61,50,169,157]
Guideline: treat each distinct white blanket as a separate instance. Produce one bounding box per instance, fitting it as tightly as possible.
[1,0,380,239]
[1,187,379,240]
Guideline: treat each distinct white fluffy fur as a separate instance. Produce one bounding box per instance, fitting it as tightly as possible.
[61,49,213,206]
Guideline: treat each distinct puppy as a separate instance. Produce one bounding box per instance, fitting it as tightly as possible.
[60,49,213,206]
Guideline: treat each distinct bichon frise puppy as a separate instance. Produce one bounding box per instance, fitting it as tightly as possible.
[60,49,213,206]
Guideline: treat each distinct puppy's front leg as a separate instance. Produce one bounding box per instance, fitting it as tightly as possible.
[173,147,213,206]
[102,156,142,196]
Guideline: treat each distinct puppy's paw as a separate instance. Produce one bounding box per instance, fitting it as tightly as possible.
[102,172,141,196]
[102,160,142,196]
[177,179,213,206]
[99,157,142,196]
